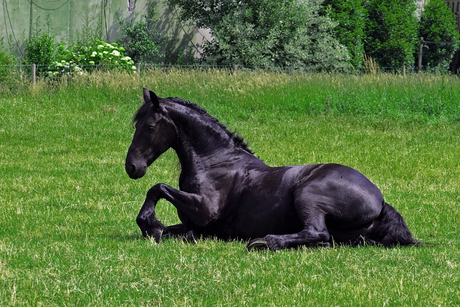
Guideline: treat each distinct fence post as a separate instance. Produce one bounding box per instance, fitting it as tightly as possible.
[31,64,36,85]
[418,37,424,73]
[135,63,140,77]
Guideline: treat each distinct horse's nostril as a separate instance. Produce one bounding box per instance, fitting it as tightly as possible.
[126,163,136,174]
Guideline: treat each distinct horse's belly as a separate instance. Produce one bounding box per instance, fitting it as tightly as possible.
[229,195,303,239]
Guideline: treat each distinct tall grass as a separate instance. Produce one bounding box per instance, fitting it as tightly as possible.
[3,68,460,122]
[1,69,459,306]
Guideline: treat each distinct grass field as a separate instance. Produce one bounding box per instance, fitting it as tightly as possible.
[1,69,460,306]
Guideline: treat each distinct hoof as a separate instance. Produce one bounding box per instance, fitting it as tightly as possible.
[185,230,197,244]
[139,219,165,243]
[145,227,163,243]
[247,239,269,252]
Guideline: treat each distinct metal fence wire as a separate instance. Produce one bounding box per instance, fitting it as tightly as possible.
[0,57,458,87]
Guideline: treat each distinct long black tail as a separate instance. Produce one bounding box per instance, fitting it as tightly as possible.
[368,202,421,247]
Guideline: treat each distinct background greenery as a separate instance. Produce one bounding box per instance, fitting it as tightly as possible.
[0,39,15,82]
[323,0,366,69]
[167,0,350,70]
[47,40,136,78]
[0,69,459,306]
[3,0,460,73]
[418,0,460,70]
[116,7,169,64]
[167,0,460,71]
[364,0,419,68]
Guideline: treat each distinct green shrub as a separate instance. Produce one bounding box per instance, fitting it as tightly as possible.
[0,38,20,94]
[322,0,367,69]
[418,0,460,70]
[365,0,418,69]
[167,0,350,71]
[23,31,55,75]
[22,17,56,75]
[48,40,136,77]
[0,50,13,81]
[116,7,169,63]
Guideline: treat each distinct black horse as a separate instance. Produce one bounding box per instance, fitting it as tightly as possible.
[125,88,419,251]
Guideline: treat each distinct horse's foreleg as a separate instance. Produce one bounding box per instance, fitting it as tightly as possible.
[162,224,197,243]
[137,183,208,241]
[136,190,165,242]
[163,223,187,237]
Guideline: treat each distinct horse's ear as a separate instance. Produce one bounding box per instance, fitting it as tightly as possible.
[142,88,160,109]
[149,90,160,109]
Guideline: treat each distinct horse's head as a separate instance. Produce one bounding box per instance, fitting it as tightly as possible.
[125,88,177,179]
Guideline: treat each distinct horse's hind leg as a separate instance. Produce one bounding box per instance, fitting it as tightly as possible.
[248,194,331,251]
[247,223,331,251]
[247,227,331,251]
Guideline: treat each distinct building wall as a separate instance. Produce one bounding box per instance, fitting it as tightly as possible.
[0,0,210,63]
[445,0,460,31]
[446,0,460,13]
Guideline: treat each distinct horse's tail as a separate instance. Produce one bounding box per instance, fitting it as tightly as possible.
[368,201,421,247]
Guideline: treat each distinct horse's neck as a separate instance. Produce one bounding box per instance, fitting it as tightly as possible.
[173,132,249,171]
[169,105,261,174]
[172,125,254,172]
[175,145,260,192]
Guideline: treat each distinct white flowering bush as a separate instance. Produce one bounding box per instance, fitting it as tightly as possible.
[48,39,136,77]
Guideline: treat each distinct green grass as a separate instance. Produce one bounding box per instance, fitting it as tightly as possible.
[1,69,460,306]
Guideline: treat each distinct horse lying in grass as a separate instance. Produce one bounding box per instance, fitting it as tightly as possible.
[125,88,419,251]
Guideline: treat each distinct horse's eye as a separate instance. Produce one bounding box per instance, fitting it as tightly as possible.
[148,125,156,130]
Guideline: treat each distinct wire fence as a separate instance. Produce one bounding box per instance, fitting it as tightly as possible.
[0,62,440,87]
[418,38,460,73]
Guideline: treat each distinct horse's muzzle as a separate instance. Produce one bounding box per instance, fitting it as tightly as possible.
[125,160,147,179]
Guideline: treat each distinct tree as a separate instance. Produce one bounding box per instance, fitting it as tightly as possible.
[322,0,367,69]
[365,0,418,69]
[418,0,460,70]
[117,7,169,63]
[167,0,350,71]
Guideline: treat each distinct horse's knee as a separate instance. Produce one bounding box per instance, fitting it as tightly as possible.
[146,184,163,200]
[136,211,155,228]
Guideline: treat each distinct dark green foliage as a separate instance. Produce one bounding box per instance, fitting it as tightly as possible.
[0,40,14,82]
[166,0,233,29]
[322,0,367,68]
[0,38,21,95]
[116,7,169,63]
[22,17,56,75]
[365,0,418,69]
[23,32,55,74]
[418,0,460,70]
[167,0,350,70]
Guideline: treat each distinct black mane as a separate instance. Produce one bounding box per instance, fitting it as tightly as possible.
[133,96,254,155]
